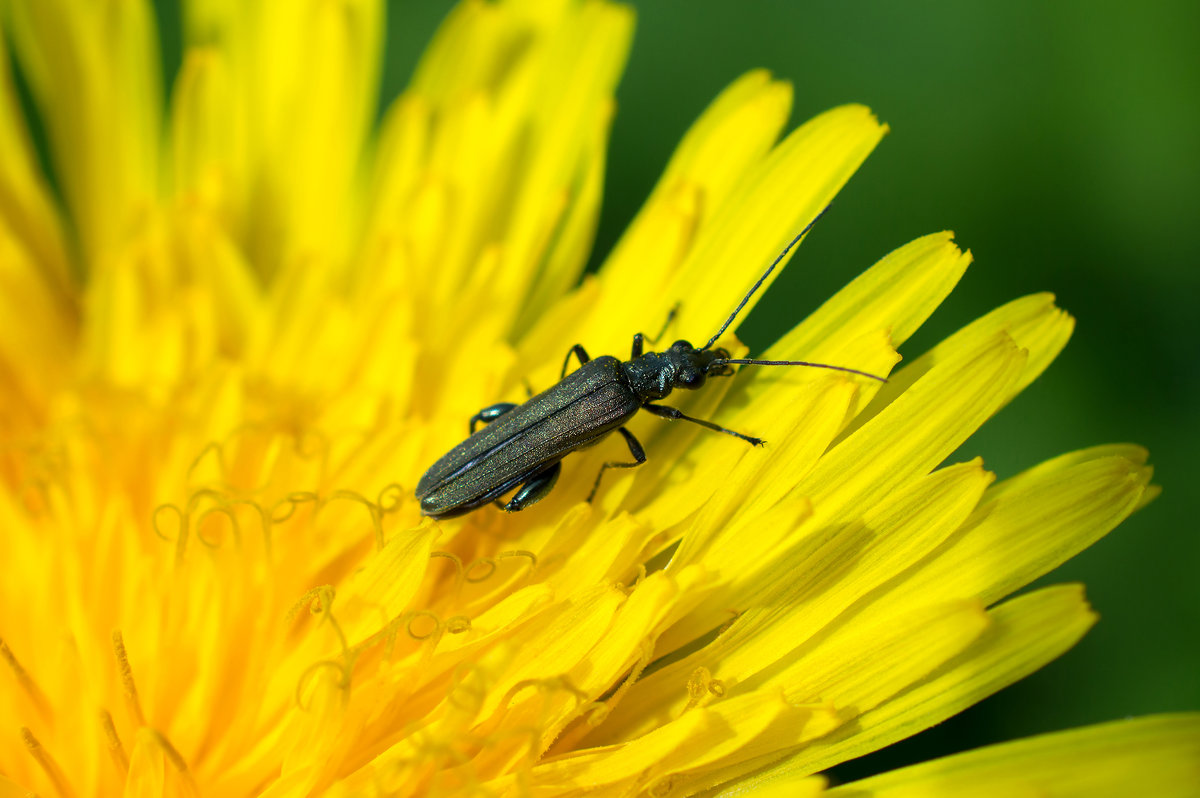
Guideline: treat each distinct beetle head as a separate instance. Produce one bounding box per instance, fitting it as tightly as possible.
[669,341,735,390]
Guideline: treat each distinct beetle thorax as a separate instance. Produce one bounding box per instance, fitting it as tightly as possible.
[621,340,728,402]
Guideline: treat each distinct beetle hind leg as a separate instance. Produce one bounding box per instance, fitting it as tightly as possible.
[587,427,647,503]
[499,462,562,512]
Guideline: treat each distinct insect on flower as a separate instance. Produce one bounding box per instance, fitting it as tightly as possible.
[416,210,887,519]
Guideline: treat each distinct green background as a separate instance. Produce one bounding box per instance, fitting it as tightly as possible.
[159,0,1198,783]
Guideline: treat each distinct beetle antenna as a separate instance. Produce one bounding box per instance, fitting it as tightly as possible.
[702,205,831,351]
[713,357,888,383]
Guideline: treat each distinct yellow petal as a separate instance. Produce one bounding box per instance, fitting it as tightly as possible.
[0,25,72,293]
[383,0,633,342]
[894,445,1153,610]
[662,453,991,659]
[7,0,162,268]
[599,70,794,303]
[474,583,627,721]
[583,104,887,360]
[778,231,972,356]
[517,690,839,796]
[124,727,198,798]
[0,774,34,798]
[647,690,840,796]
[648,381,851,543]
[168,47,247,229]
[594,599,989,793]
[706,462,993,686]
[0,220,76,420]
[665,105,887,348]
[759,231,972,420]
[478,566,715,778]
[777,597,990,722]
[717,774,828,798]
[184,0,384,276]
[338,524,438,642]
[598,595,989,750]
[508,3,634,332]
[826,714,1200,798]
[844,293,1074,439]
[781,584,1097,776]
[797,330,1024,529]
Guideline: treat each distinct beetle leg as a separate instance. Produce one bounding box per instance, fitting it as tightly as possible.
[500,461,562,512]
[653,303,680,342]
[642,403,764,446]
[631,303,680,358]
[469,402,519,434]
[561,344,591,378]
[587,427,647,503]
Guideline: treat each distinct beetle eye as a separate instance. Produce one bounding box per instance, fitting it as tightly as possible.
[680,369,705,388]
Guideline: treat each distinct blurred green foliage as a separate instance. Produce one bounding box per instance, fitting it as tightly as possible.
[150,0,1197,782]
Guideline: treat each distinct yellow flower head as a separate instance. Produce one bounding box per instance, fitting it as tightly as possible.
[0,1,1194,796]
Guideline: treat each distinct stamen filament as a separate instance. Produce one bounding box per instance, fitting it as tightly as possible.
[1,637,52,721]
[100,709,130,773]
[22,727,76,798]
[111,631,146,727]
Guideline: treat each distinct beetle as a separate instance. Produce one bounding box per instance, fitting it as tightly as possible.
[416,212,886,519]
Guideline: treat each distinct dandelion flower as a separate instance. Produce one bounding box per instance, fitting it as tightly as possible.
[0,1,1193,796]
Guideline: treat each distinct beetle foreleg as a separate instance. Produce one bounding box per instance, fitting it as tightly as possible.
[500,461,562,512]
[561,344,591,378]
[642,403,764,446]
[470,402,519,434]
[587,427,647,503]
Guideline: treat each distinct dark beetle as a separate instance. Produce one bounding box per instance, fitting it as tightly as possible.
[416,213,885,519]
